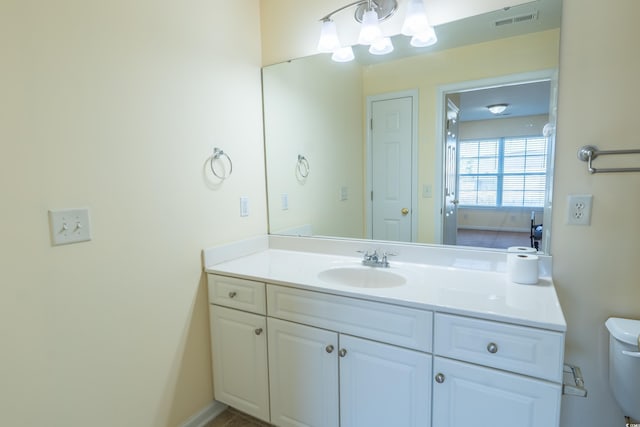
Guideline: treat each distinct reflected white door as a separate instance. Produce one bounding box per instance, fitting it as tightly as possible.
[443,97,459,245]
[371,97,413,242]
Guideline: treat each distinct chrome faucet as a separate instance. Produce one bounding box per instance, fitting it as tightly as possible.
[359,249,393,268]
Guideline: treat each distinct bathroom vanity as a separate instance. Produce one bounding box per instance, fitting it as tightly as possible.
[204,236,566,427]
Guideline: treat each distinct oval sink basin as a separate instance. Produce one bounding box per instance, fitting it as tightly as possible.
[317,266,406,288]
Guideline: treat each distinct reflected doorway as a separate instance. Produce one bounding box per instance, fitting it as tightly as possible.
[437,72,556,251]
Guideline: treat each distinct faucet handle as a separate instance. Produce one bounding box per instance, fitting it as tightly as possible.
[357,249,373,260]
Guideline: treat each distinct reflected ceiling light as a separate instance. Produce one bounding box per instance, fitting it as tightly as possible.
[317,0,436,62]
[487,103,509,115]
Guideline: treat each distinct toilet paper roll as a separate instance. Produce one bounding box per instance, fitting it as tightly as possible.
[507,246,537,254]
[507,253,539,285]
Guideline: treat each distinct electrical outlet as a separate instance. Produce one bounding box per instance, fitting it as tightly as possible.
[567,194,592,225]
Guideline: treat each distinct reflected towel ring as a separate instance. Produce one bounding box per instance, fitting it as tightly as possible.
[210,148,233,180]
[297,155,310,178]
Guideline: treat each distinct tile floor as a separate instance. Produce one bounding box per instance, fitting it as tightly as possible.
[205,408,272,427]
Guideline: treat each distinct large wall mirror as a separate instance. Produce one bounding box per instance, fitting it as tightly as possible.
[263,0,561,254]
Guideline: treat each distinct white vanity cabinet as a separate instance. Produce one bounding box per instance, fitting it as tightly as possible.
[267,317,339,427]
[207,275,270,422]
[207,269,565,427]
[266,284,433,427]
[431,313,564,427]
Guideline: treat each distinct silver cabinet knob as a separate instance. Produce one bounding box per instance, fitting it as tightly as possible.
[326,345,334,353]
[254,328,263,335]
[228,291,237,298]
[435,373,445,383]
[339,348,347,357]
[487,342,498,354]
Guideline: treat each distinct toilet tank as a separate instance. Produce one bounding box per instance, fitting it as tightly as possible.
[605,317,640,421]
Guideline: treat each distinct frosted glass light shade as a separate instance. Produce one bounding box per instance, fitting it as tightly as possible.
[487,104,509,114]
[369,37,394,55]
[402,0,430,36]
[358,9,383,45]
[331,46,355,62]
[317,19,341,53]
[410,27,437,47]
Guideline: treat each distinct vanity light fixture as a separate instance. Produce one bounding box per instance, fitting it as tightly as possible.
[487,103,509,115]
[317,0,437,62]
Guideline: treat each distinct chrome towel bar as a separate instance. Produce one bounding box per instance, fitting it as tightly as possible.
[578,145,640,174]
[562,363,587,397]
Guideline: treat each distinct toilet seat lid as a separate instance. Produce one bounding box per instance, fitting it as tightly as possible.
[606,317,640,346]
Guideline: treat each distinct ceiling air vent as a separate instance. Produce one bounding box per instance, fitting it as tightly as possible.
[494,11,539,27]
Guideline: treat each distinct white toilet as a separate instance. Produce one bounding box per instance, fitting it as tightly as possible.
[605,317,640,421]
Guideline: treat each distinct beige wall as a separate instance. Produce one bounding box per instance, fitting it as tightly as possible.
[553,0,640,424]
[459,114,550,140]
[0,1,265,426]
[263,55,365,238]
[363,29,560,243]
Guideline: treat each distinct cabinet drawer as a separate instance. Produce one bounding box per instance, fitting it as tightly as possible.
[208,274,266,315]
[267,284,432,352]
[434,313,564,382]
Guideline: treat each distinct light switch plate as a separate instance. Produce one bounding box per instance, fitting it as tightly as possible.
[240,197,249,217]
[48,208,92,245]
[422,184,432,198]
[340,186,348,201]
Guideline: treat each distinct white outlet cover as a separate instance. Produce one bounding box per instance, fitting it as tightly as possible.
[567,194,593,225]
[48,208,92,245]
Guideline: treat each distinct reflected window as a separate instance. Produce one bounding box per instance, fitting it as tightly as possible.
[458,136,547,207]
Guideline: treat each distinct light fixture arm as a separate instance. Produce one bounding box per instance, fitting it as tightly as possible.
[320,0,371,21]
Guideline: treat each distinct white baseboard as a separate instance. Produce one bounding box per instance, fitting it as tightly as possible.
[457,225,530,233]
[181,401,228,427]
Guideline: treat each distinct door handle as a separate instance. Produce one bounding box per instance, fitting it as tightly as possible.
[401,208,409,216]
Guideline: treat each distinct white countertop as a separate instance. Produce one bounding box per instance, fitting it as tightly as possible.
[204,236,566,332]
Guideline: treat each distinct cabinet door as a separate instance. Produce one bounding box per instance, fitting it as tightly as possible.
[210,305,269,422]
[432,357,561,427]
[339,335,432,427]
[268,318,339,427]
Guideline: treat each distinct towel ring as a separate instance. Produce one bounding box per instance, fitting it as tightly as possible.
[297,155,310,178]
[210,148,232,180]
